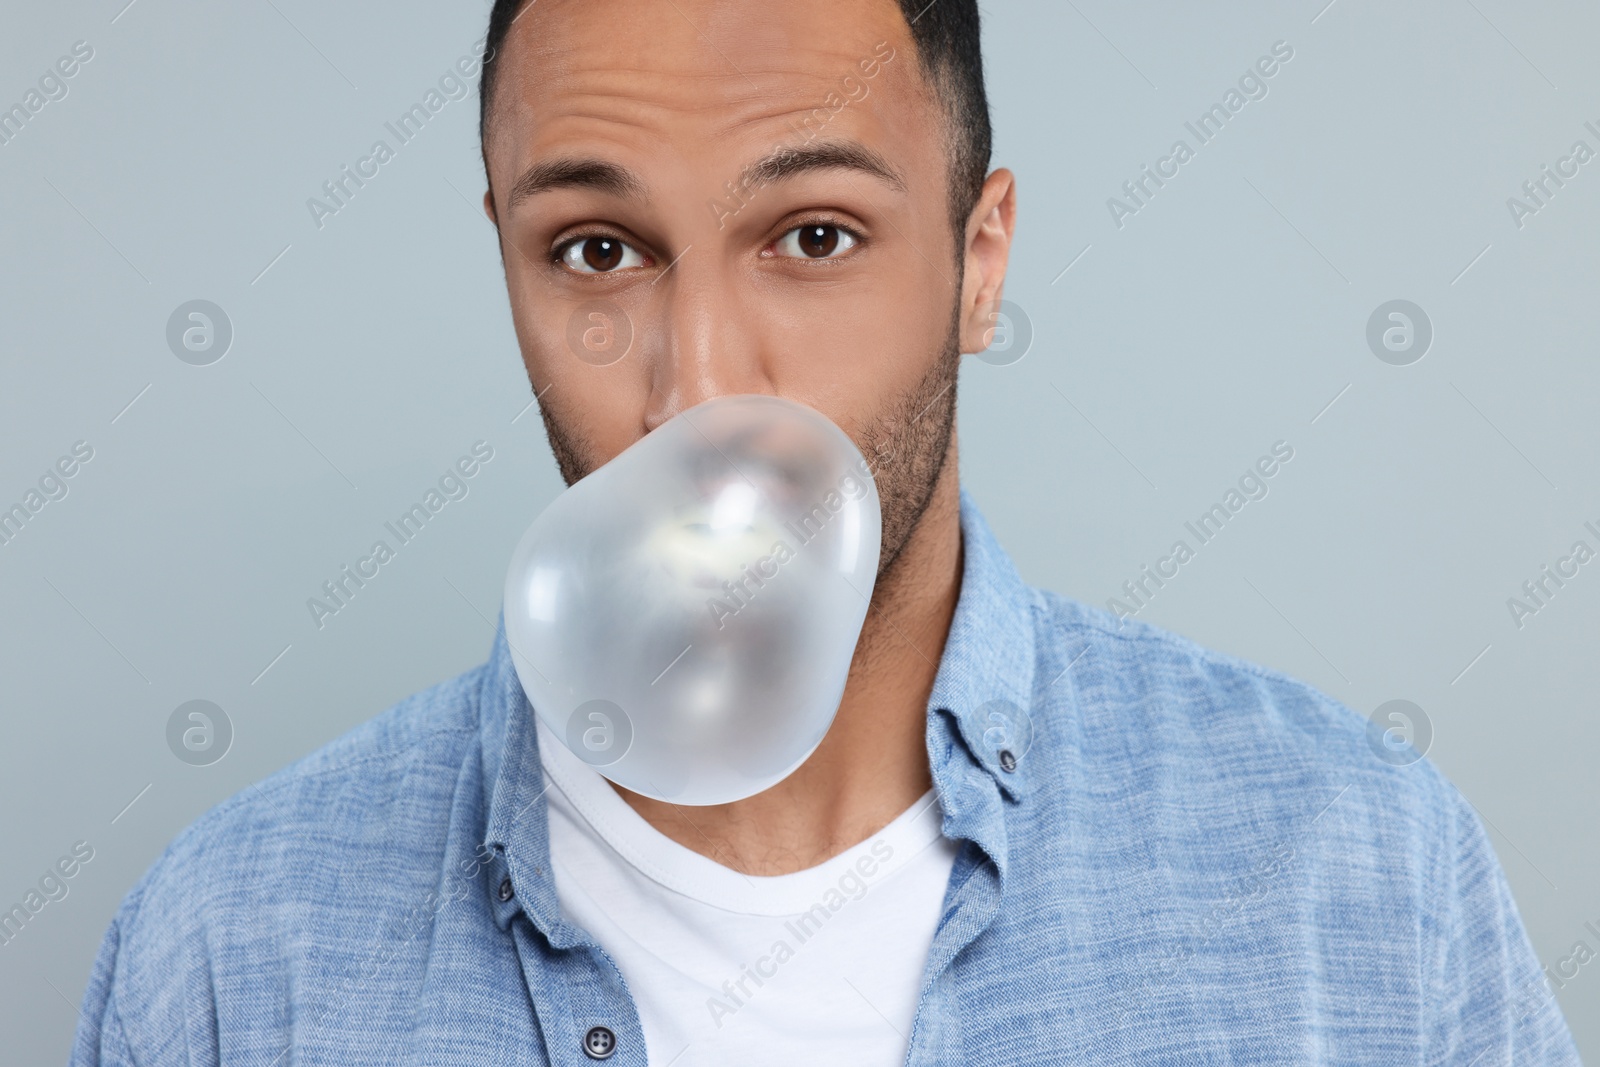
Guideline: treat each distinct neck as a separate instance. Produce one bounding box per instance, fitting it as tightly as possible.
[613,444,964,875]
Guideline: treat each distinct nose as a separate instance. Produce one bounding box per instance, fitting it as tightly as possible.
[641,249,772,433]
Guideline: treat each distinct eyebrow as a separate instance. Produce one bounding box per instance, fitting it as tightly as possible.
[506,157,648,210]
[504,139,906,211]
[744,140,907,194]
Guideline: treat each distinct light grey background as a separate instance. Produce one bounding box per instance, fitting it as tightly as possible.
[2,0,1596,1060]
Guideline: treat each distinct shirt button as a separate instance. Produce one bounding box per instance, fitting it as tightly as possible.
[582,1025,617,1059]
[998,749,1017,773]
[497,878,514,902]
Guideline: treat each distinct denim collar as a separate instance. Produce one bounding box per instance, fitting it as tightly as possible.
[923,489,1042,807]
[478,487,1046,935]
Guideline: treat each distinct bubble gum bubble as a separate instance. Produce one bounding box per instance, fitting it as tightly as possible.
[504,394,881,805]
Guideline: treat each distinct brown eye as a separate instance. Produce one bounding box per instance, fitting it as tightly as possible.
[773,223,858,260]
[799,226,837,257]
[583,237,621,270]
[559,235,648,274]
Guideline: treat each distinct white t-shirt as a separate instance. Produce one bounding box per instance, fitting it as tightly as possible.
[535,718,962,1066]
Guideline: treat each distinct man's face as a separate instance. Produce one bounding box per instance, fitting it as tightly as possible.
[483,0,1009,575]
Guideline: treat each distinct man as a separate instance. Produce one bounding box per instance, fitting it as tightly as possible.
[73,0,1580,1063]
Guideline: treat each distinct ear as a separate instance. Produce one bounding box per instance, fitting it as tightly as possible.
[482,188,498,226]
[956,168,1017,355]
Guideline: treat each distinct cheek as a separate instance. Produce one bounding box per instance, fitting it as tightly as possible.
[508,263,637,376]
[506,284,568,381]
[505,282,652,452]
[758,271,951,429]
[768,275,940,396]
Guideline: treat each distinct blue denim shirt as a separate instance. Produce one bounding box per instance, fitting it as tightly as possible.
[73,490,1579,1065]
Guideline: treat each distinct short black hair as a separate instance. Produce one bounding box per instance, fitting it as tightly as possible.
[477,0,992,248]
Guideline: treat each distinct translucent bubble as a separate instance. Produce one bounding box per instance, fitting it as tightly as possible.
[504,394,882,806]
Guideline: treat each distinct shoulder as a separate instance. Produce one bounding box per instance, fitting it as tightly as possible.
[992,596,1575,1056]
[152,660,485,875]
[1027,588,1460,864]
[103,659,492,1019]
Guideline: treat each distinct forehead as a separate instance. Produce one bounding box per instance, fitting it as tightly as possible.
[487,0,938,182]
